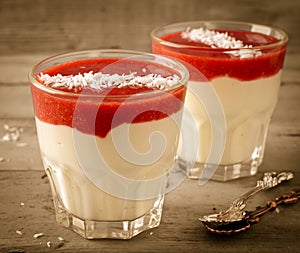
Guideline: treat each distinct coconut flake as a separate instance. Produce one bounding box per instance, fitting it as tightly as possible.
[33,232,44,239]
[224,48,262,58]
[1,124,23,142]
[38,72,180,91]
[16,230,23,235]
[58,236,64,241]
[181,27,252,49]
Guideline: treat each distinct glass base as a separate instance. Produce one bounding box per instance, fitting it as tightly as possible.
[177,156,261,182]
[51,193,163,239]
[44,165,164,240]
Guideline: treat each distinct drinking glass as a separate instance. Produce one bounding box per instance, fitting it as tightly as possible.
[151,21,288,181]
[29,49,188,239]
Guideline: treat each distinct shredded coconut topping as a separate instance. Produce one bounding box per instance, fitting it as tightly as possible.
[181,27,263,58]
[38,71,180,91]
[224,48,262,58]
[181,27,252,49]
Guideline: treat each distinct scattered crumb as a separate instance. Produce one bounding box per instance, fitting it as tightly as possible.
[275,207,280,213]
[46,241,51,248]
[16,142,29,147]
[1,124,25,144]
[149,232,154,236]
[16,230,23,235]
[0,157,5,162]
[58,236,64,241]
[1,133,10,142]
[20,202,25,206]
[33,232,44,239]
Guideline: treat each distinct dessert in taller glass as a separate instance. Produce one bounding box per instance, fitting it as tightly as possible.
[29,50,188,239]
[151,21,288,181]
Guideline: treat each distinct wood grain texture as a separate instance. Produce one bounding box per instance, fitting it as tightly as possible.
[0,171,299,253]
[0,0,299,252]
[0,0,299,54]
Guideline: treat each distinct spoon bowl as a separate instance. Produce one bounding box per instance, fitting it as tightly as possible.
[199,172,296,234]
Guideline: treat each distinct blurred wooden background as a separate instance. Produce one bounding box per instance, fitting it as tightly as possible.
[1,0,299,55]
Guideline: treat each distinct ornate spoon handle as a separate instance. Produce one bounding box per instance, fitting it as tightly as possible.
[230,171,294,211]
[246,188,300,224]
[217,172,294,221]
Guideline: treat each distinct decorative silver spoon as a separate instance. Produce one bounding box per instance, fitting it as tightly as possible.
[199,171,295,234]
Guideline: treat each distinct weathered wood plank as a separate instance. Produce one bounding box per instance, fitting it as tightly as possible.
[0,0,299,55]
[0,55,47,84]
[0,170,299,252]
[0,86,34,119]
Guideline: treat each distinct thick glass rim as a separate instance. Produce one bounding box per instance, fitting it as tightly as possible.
[151,20,288,51]
[29,49,189,99]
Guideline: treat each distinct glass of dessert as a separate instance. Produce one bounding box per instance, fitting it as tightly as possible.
[151,21,288,181]
[29,50,188,239]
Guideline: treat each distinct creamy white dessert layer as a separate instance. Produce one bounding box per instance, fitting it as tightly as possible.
[181,71,282,165]
[35,110,182,221]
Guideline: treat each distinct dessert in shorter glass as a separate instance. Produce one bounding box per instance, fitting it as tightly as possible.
[151,21,288,181]
[29,50,188,239]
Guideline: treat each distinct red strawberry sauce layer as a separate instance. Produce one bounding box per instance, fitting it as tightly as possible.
[152,30,287,81]
[31,58,186,138]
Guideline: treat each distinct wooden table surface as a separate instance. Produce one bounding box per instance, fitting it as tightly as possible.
[0,0,299,252]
